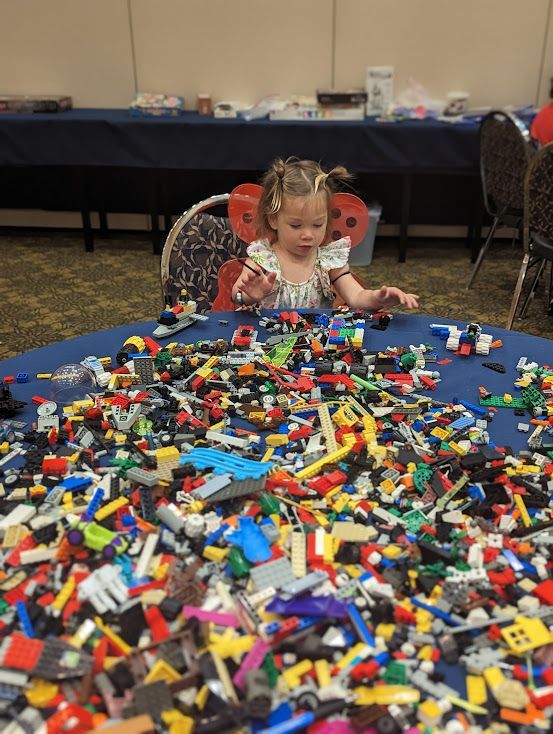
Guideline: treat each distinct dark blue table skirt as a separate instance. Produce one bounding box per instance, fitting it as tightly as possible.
[2,311,551,453]
[0,109,480,173]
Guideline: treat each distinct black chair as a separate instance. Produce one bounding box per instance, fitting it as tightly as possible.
[467,111,533,288]
[159,194,248,309]
[506,142,553,329]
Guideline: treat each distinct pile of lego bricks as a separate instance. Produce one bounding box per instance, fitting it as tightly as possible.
[0,310,553,734]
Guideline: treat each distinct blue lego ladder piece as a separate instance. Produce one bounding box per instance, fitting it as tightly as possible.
[180,447,273,480]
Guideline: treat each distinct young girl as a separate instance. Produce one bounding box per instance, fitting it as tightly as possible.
[231,158,419,311]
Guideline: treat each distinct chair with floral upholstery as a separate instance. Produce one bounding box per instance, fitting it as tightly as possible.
[467,110,534,288]
[160,194,249,311]
[506,142,553,329]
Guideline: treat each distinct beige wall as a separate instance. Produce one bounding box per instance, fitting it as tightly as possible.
[0,0,551,109]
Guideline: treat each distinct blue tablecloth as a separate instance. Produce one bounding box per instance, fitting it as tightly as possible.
[0,109,480,173]
[2,311,551,453]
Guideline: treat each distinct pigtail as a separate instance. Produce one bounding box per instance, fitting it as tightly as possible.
[270,159,286,212]
[324,165,354,192]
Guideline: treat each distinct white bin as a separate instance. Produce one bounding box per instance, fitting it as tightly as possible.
[349,204,382,266]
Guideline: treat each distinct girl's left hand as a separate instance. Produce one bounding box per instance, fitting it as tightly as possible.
[375,285,419,309]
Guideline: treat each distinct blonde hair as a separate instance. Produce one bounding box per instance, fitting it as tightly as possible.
[257,157,353,241]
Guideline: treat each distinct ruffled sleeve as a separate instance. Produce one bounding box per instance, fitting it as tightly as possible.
[317,236,351,271]
[246,239,280,273]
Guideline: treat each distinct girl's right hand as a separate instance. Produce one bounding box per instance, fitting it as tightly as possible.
[234,261,277,304]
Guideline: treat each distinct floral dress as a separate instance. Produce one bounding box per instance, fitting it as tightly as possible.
[247,236,351,309]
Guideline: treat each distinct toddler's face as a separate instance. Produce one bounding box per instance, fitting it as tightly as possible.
[269,193,328,257]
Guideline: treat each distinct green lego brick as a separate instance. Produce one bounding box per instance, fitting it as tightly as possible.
[521,385,547,408]
[479,395,527,409]
[383,660,407,685]
[403,509,429,533]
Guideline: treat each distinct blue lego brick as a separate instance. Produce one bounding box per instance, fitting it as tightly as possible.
[468,484,486,501]
[59,476,94,493]
[15,373,29,383]
[459,400,487,417]
[449,416,476,430]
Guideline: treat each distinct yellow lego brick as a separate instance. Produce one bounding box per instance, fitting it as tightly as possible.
[382,545,402,560]
[332,494,349,513]
[323,533,334,563]
[62,493,73,509]
[0,441,9,455]
[94,616,131,655]
[342,564,363,578]
[168,716,194,734]
[114,433,127,444]
[25,679,59,707]
[503,393,513,403]
[483,666,505,689]
[501,617,553,653]
[375,623,395,641]
[156,446,181,463]
[466,675,487,706]
[417,699,443,724]
[203,546,228,563]
[516,464,540,473]
[145,659,181,684]
[448,441,468,456]
[282,659,313,687]
[325,485,343,501]
[340,433,357,448]
[104,428,114,440]
[195,685,209,710]
[294,445,351,480]
[209,635,254,659]
[153,563,169,580]
[36,373,52,379]
[52,576,76,612]
[355,685,420,706]
[446,694,488,716]
[513,494,532,528]
[417,645,433,661]
[95,496,129,521]
[265,434,289,447]
[379,477,396,494]
[72,399,94,414]
[261,447,274,462]
[315,659,331,688]
[431,427,450,440]
[335,643,367,671]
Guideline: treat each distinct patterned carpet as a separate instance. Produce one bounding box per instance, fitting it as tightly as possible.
[1,233,552,360]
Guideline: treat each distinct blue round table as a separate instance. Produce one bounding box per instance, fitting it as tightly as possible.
[2,311,551,453]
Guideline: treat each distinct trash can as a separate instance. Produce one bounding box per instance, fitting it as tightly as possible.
[349,204,382,266]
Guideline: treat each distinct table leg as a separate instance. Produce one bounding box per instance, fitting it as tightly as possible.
[81,210,94,253]
[76,166,94,252]
[470,192,484,262]
[399,173,412,262]
[149,169,162,255]
[99,211,109,239]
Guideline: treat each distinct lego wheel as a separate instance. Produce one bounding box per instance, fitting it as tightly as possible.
[102,544,116,560]
[67,528,84,546]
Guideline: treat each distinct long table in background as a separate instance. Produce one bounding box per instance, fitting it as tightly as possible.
[0,110,483,258]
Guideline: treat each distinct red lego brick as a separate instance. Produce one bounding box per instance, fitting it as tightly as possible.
[2,633,43,670]
[144,606,171,642]
[533,579,553,605]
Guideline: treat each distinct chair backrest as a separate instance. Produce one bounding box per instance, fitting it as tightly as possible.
[524,142,553,251]
[160,194,249,310]
[479,111,534,218]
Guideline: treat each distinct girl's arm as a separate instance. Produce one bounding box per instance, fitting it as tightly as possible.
[232,258,277,305]
[329,266,419,310]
